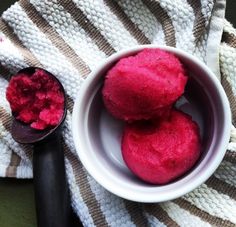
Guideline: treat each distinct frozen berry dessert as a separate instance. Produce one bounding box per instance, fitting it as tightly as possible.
[6,69,64,130]
[122,110,201,184]
[102,48,187,121]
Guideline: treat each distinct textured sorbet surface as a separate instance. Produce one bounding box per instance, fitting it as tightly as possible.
[122,110,200,184]
[6,69,64,130]
[122,110,201,184]
[102,48,187,121]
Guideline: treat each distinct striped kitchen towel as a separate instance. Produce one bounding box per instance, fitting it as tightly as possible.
[0,0,236,226]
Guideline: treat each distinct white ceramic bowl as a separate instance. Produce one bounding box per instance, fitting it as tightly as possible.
[72,45,231,202]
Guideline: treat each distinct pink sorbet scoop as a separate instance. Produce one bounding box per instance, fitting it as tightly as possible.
[122,110,201,184]
[102,48,188,121]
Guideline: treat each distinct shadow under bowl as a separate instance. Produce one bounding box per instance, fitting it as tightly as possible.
[72,45,231,202]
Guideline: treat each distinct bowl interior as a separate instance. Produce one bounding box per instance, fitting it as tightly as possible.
[87,74,213,185]
[74,47,229,202]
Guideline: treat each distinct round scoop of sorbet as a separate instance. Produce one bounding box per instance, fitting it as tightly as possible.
[122,110,201,184]
[6,69,64,130]
[102,48,187,121]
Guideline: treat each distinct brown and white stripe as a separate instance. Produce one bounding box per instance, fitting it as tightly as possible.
[19,0,90,77]
[71,0,139,51]
[0,30,29,76]
[222,31,236,48]
[28,0,107,70]
[144,203,179,227]
[114,0,166,45]
[219,43,236,106]
[124,201,148,227]
[142,0,176,47]
[221,73,236,125]
[222,16,236,48]
[0,104,19,178]
[0,63,11,81]
[5,151,22,178]
[87,173,149,226]
[214,160,236,187]
[0,18,40,69]
[174,198,235,227]
[103,0,150,45]
[224,151,236,164]
[0,107,32,176]
[0,96,33,161]
[65,148,109,227]
[184,183,236,224]
[161,201,214,226]
[206,176,236,201]
[59,106,109,224]
[57,0,115,56]
[187,0,207,42]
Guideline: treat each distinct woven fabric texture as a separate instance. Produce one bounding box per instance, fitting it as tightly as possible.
[0,0,236,226]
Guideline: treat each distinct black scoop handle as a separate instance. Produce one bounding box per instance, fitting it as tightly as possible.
[33,131,70,227]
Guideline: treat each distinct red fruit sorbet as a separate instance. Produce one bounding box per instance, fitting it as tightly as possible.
[6,69,64,130]
[122,110,201,184]
[102,48,188,121]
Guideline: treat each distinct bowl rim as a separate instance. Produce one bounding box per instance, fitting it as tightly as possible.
[72,45,231,202]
